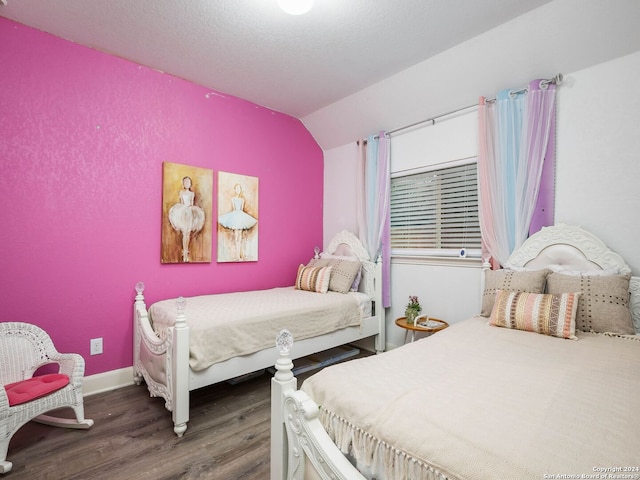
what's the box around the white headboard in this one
[324,230,376,298]
[505,223,640,333]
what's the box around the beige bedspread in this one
[302,317,640,480]
[150,287,364,371]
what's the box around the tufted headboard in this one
[505,223,640,334]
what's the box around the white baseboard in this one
[83,366,135,397]
[81,343,396,397]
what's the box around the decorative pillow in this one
[349,267,362,292]
[309,257,362,294]
[4,373,70,406]
[489,290,580,340]
[546,273,634,334]
[295,264,332,293]
[481,269,550,317]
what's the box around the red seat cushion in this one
[4,373,70,406]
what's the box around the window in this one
[390,158,481,257]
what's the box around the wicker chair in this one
[0,322,94,473]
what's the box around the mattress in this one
[150,286,369,371]
[302,317,640,480]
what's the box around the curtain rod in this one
[386,104,475,135]
[378,73,564,138]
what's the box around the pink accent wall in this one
[0,18,323,376]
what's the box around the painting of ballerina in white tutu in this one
[161,162,213,264]
[217,171,258,262]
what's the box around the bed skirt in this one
[321,409,450,480]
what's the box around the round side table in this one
[395,316,448,343]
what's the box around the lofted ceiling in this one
[0,0,554,119]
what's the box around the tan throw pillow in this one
[309,258,361,294]
[489,290,580,340]
[546,273,634,334]
[481,269,550,317]
[295,264,332,293]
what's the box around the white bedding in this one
[302,317,640,480]
[150,286,369,371]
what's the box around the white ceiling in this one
[0,0,553,119]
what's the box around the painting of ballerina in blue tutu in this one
[161,162,213,263]
[217,172,258,262]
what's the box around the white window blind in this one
[390,159,481,256]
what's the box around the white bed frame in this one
[132,230,385,437]
[271,223,640,480]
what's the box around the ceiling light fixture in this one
[278,0,313,15]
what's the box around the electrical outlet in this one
[90,337,103,355]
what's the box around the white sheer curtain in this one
[357,133,391,307]
[478,79,557,266]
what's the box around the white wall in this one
[323,142,359,249]
[390,108,477,171]
[305,0,640,151]
[323,49,640,351]
[324,110,484,349]
[386,110,481,348]
[555,51,640,273]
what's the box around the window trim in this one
[390,156,477,179]
[390,156,480,259]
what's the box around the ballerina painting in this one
[161,162,213,264]
[217,172,258,262]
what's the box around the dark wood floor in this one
[6,351,370,480]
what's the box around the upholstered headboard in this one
[505,223,640,334]
[324,230,376,299]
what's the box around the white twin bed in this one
[132,230,385,436]
[271,223,640,480]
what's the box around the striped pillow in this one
[295,264,332,293]
[489,290,581,340]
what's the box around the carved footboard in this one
[271,330,366,480]
[132,282,190,436]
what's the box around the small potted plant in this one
[405,295,422,325]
